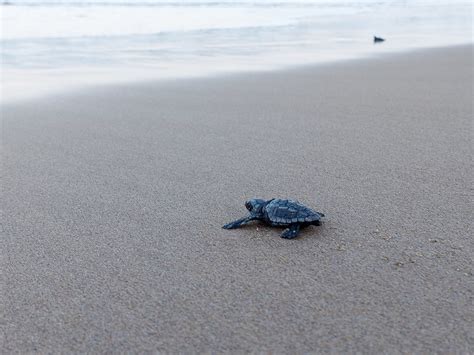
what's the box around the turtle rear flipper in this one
[281,224,300,239]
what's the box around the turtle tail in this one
[318,212,325,217]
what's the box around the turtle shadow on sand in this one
[223,198,324,239]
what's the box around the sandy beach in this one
[2,45,473,352]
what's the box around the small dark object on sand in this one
[374,36,385,43]
[223,198,324,239]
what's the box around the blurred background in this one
[1,0,472,101]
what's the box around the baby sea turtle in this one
[373,35,385,43]
[223,198,324,239]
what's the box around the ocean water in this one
[0,0,472,102]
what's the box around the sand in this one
[2,45,473,353]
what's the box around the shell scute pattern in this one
[265,199,320,225]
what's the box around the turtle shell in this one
[264,199,322,226]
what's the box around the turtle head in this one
[245,198,266,217]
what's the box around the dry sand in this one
[2,45,473,353]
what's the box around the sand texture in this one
[2,45,473,353]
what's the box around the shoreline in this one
[2,43,472,105]
[2,44,473,353]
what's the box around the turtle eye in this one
[245,202,252,211]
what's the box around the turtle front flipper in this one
[222,216,255,229]
[281,224,301,239]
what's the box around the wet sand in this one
[2,45,473,353]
